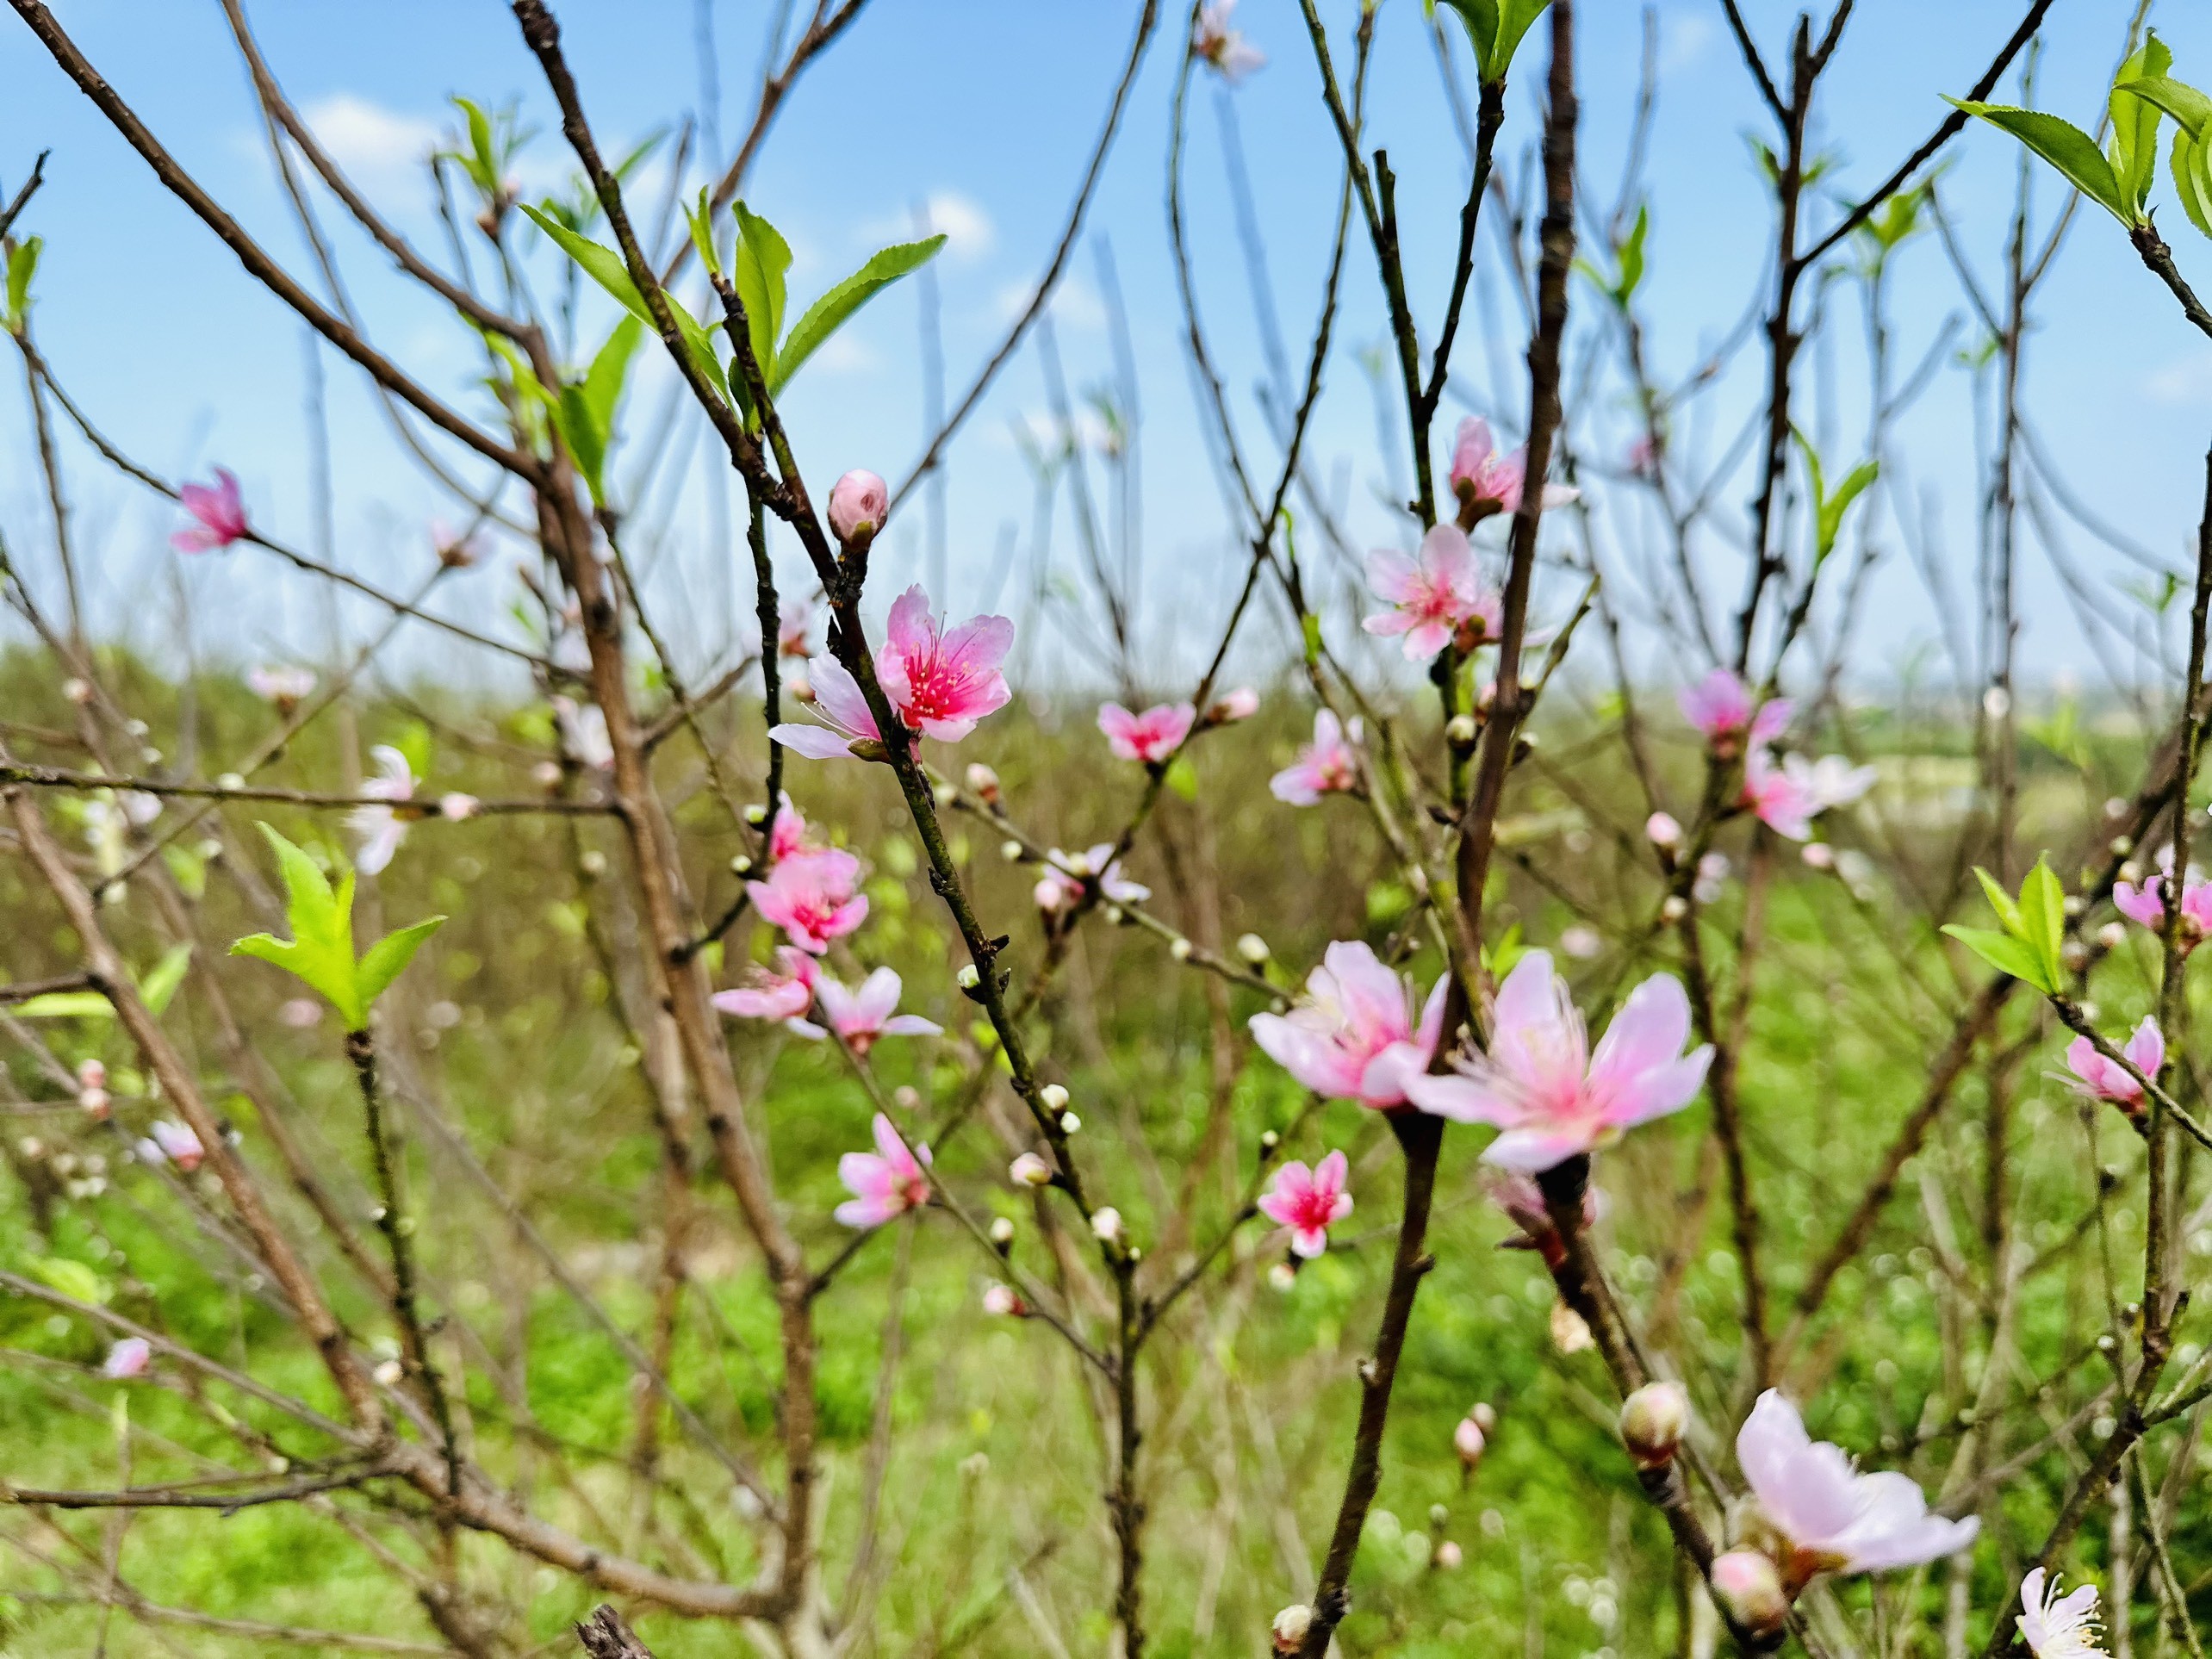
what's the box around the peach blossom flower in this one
[835,1112,931,1227]
[1362,525,1501,658]
[790,967,941,1055]
[712,946,821,1024]
[1249,941,1447,1109]
[1033,844,1149,913]
[2018,1568,2106,1658]
[1270,708,1361,805]
[2063,1016,2162,1112]
[138,1120,203,1172]
[1098,700,1196,765]
[102,1337,152,1379]
[1193,0,1265,80]
[1257,1149,1352,1258]
[349,746,415,875]
[1678,668,1791,750]
[748,846,868,954]
[171,469,248,552]
[1449,416,1577,521]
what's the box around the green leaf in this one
[683,187,722,278]
[1972,865,2024,936]
[356,916,447,1010]
[2177,124,2212,239]
[1950,101,2135,226]
[2118,73,2212,140]
[11,990,114,1019]
[774,234,945,393]
[2018,856,2066,988]
[4,234,41,329]
[730,200,791,381]
[1438,0,1551,82]
[1819,461,1879,562]
[1615,203,1648,303]
[140,944,193,1018]
[1164,754,1199,802]
[2110,34,2174,214]
[231,823,365,1027]
[519,204,727,399]
[1941,925,2051,991]
[32,1256,109,1307]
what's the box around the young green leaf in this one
[4,233,41,331]
[683,187,723,278]
[139,944,194,1018]
[2109,34,2173,214]
[1615,203,1648,303]
[1437,0,1552,83]
[1941,925,2052,992]
[356,916,448,1011]
[2118,74,2212,139]
[1792,431,1880,564]
[2177,125,2212,239]
[1948,101,2135,226]
[228,823,444,1030]
[774,234,946,393]
[1971,865,2024,936]
[2016,856,2067,989]
[730,200,792,379]
[10,989,115,1019]
[519,204,728,399]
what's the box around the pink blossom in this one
[246,665,316,707]
[430,519,482,568]
[1743,750,1875,841]
[1248,941,1448,1109]
[1625,432,1660,477]
[1192,0,1265,80]
[102,1337,152,1380]
[1270,708,1362,805]
[1736,1389,1979,1582]
[779,602,815,658]
[1257,1149,1353,1258]
[139,1120,204,1172]
[1487,1169,1602,1265]
[438,792,480,822]
[1709,1550,1790,1643]
[748,846,868,954]
[1212,686,1260,724]
[1034,844,1150,913]
[2063,1016,2163,1112]
[1645,811,1683,850]
[712,946,821,1024]
[171,469,248,553]
[1098,700,1196,765]
[553,695,614,770]
[790,967,941,1056]
[878,587,1014,742]
[834,1112,932,1228]
[2018,1568,2106,1658]
[2114,854,2212,946]
[1448,417,1578,522]
[768,797,810,861]
[827,469,889,544]
[1362,525,1501,659]
[349,745,415,875]
[1678,668,1792,750]
[1406,950,1711,1171]
[279,997,324,1028]
[771,656,883,759]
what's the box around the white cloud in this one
[811,332,883,376]
[2147,351,2212,405]
[863,190,995,264]
[302,94,441,197]
[1658,12,1714,77]
[991,274,1107,332]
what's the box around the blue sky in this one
[3,0,2211,696]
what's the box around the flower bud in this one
[1453,1414,1486,1472]
[1010,1153,1052,1187]
[1645,811,1683,849]
[1799,842,1834,870]
[1445,713,1479,749]
[373,1358,405,1388]
[63,676,92,705]
[1710,1550,1790,1644]
[439,792,481,822]
[1170,937,1194,961]
[982,1282,1027,1317]
[894,1084,921,1110]
[730,854,755,875]
[1550,1298,1594,1353]
[1001,839,1024,862]
[1469,1401,1496,1434]
[1059,1111,1083,1135]
[1090,1207,1125,1245]
[1432,1538,1463,1570]
[958,965,981,990]
[1267,1261,1297,1291]
[966,762,1002,804]
[2097,921,2128,951]
[932,781,956,807]
[989,1216,1016,1246]
[1659,895,1688,922]
[1040,1083,1070,1112]
[1259,1128,1280,1151]
[1213,686,1260,724]
[78,1059,106,1090]
[1271,1604,1313,1654]
[1619,1381,1689,1469]
[1236,932,1271,964]
[827,469,889,544]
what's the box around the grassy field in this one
[2,649,2203,1656]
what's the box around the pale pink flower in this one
[1645,811,1683,850]
[1488,1168,1602,1265]
[1270,708,1362,805]
[552,695,614,770]
[2017,1567,2106,1658]
[2114,852,2212,946]
[102,1337,152,1379]
[834,1112,932,1228]
[1257,1149,1353,1258]
[982,1283,1028,1317]
[712,946,821,1024]
[246,665,316,708]
[1248,941,1448,1109]
[1098,700,1196,765]
[138,1120,204,1172]
[1678,668,1792,750]
[279,997,324,1028]
[1406,950,1711,1171]
[1034,844,1149,914]
[1743,751,1874,841]
[1736,1389,1979,1581]
[877,587,1013,742]
[790,967,941,1056]
[349,745,415,875]
[778,602,814,658]
[1454,1414,1487,1469]
[748,846,868,954]
[1362,525,1501,659]
[1448,417,1578,521]
[438,792,480,821]
[2063,1016,2162,1112]
[1625,432,1660,476]
[1213,686,1260,724]
[827,469,889,544]
[771,656,883,759]
[1709,1550,1790,1643]
[171,469,248,552]
[1192,0,1265,80]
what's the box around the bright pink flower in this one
[748,846,868,954]
[1406,950,1711,1171]
[2064,1016,2162,1112]
[712,946,821,1024]
[791,967,941,1056]
[1736,1389,1979,1581]
[770,656,882,759]
[1679,668,1792,749]
[139,1120,204,1172]
[102,1337,152,1380]
[1098,700,1196,765]
[171,469,248,553]
[1192,0,1265,80]
[1034,844,1149,914]
[1448,417,1578,521]
[827,469,889,544]
[348,745,416,875]
[2018,1568,2106,1658]
[1257,1149,1353,1258]
[1362,525,1501,659]
[879,587,1014,741]
[767,797,810,861]
[1248,941,1448,1109]
[2114,854,2212,946]
[1270,709,1361,805]
[834,1112,932,1228]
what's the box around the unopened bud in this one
[1619,1381,1689,1469]
[932,781,957,807]
[1660,895,1689,922]
[580,849,607,877]
[1060,1111,1082,1134]
[744,803,769,826]
[982,1282,1025,1317]
[989,1216,1016,1246]
[1445,713,1478,748]
[1710,1550,1790,1644]
[1001,839,1024,862]
[1213,687,1260,724]
[1267,1261,1297,1291]
[1090,1207,1125,1245]
[1170,937,1194,961]
[1470,1401,1496,1434]
[63,676,92,705]
[2097,921,2128,951]
[1550,1299,1594,1353]
[730,854,755,875]
[1799,842,1834,870]
[1010,1153,1053,1187]
[372,1358,405,1388]
[1271,1604,1313,1654]
[1454,1414,1487,1471]
[1237,933,1271,964]
[1645,811,1683,850]
[217,772,245,792]
[1040,1083,1070,1112]
[1432,1538,1463,1570]
[827,468,889,545]
[958,965,981,990]
[966,762,1002,804]
[1259,1128,1280,1151]
[894,1085,920,1109]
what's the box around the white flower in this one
[349,745,415,874]
[2018,1568,2106,1658]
